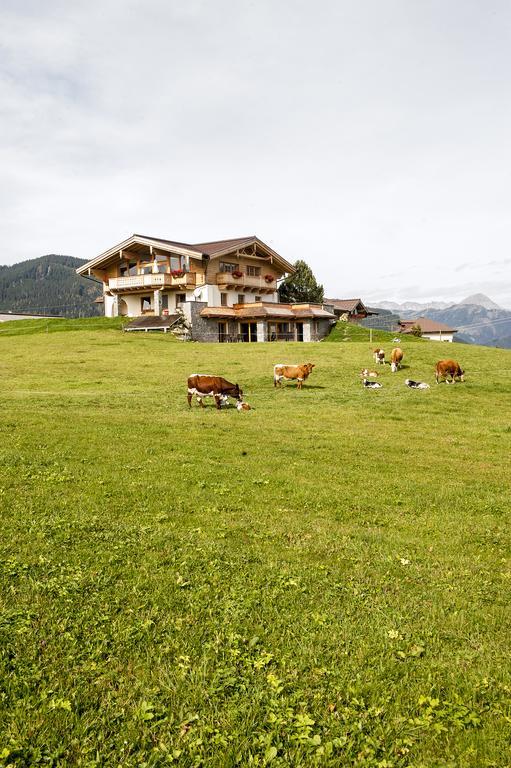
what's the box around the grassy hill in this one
[0,254,101,317]
[0,323,510,767]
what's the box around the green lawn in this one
[0,321,510,767]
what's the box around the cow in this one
[390,347,404,372]
[273,363,315,390]
[373,348,385,365]
[435,360,464,384]
[187,374,243,409]
[360,368,379,378]
[363,378,382,389]
[405,379,430,389]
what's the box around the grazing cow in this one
[274,363,315,389]
[373,348,385,365]
[360,368,379,378]
[363,378,382,389]
[435,359,464,384]
[187,374,243,409]
[390,347,404,372]
[405,379,430,389]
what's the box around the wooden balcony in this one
[216,272,277,294]
[109,272,196,291]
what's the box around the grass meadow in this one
[0,319,510,767]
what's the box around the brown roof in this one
[124,314,180,331]
[325,298,376,314]
[192,237,257,255]
[400,317,457,334]
[200,302,335,321]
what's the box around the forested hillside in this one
[0,255,101,317]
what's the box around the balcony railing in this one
[216,272,277,292]
[109,272,196,291]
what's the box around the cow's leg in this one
[297,378,303,390]
[197,396,205,407]
[214,395,222,410]
[187,391,193,407]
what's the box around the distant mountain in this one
[405,304,511,349]
[458,293,501,310]
[375,295,511,349]
[376,300,453,312]
[0,255,101,317]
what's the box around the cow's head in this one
[233,383,243,400]
[458,367,465,381]
[306,363,315,373]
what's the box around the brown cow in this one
[390,347,404,372]
[187,374,243,409]
[435,360,464,384]
[274,363,315,390]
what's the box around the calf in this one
[373,348,385,365]
[187,374,243,409]
[363,378,382,389]
[435,360,464,384]
[405,379,430,389]
[274,363,315,390]
[390,347,404,372]
[360,368,379,378]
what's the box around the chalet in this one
[325,298,376,322]
[76,234,336,342]
[398,317,457,342]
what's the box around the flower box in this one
[171,269,185,278]
[232,270,243,278]
[264,274,274,283]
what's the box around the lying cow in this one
[187,374,243,409]
[390,347,404,372]
[405,379,430,389]
[435,359,464,384]
[274,363,315,390]
[363,378,382,389]
[360,368,379,378]
[373,348,385,365]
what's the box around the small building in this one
[399,317,457,342]
[324,298,376,322]
[77,233,336,342]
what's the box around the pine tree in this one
[278,260,324,303]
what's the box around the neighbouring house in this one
[324,298,376,322]
[76,233,336,342]
[398,317,457,342]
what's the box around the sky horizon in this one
[1,0,510,308]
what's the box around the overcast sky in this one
[1,0,510,307]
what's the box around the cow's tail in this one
[273,365,280,387]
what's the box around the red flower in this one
[264,274,274,282]
[171,269,185,278]
[232,270,243,278]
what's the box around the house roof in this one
[399,317,457,334]
[123,314,180,331]
[77,234,294,276]
[199,302,336,321]
[325,298,376,314]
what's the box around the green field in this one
[1,320,510,767]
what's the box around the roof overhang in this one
[76,235,202,276]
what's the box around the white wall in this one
[422,332,454,342]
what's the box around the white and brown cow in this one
[273,363,315,390]
[390,347,404,372]
[435,360,464,384]
[187,374,243,409]
[373,348,385,365]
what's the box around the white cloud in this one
[1,0,510,308]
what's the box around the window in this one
[255,296,261,303]
[128,261,138,276]
[246,265,260,276]
[220,262,239,273]
[161,294,169,310]
[140,263,152,275]
[141,295,152,312]
[170,255,183,271]
[237,294,245,304]
[119,265,128,277]
[220,293,228,306]
[176,294,186,304]
[155,254,169,273]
